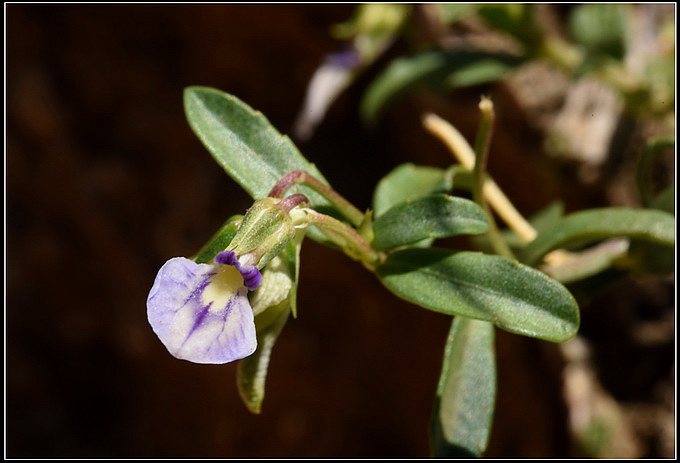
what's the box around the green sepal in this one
[237,304,290,414]
[227,198,296,270]
[237,237,301,414]
[372,195,488,251]
[522,207,675,266]
[376,248,580,342]
[430,317,496,457]
[192,214,243,264]
[287,232,304,318]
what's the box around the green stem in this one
[275,194,309,212]
[472,98,514,259]
[472,98,492,207]
[269,170,365,227]
[422,113,537,243]
[300,208,385,270]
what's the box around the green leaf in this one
[430,317,496,457]
[237,304,290,414]
[540,238,631,284]
[184,86,335,242]
[445,59,517,88]
[376,248,579,342]
[372,195,488,251]
[435,4,479,25]
[627,239,675,276]
[510,200,565,249]
[192,214,243,264]
[477,4,540,50]
[360,50,523,125]
[184,86,329,203]
[331,4,409,61]
[523,207,675,266]
[371,165,473,249]
[373,164,451,217]
[528,200,565,235]
[636,136,674,207]
[650,185,674,214]
[372,163,475,217]
[475,200,565,253]
[361,51,445,125]
[568,4,629,60]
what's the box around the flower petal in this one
[147,257,257,364]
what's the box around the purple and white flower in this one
[147,250,262,364]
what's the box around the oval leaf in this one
[184,86,331,204]
[568,4,628,59]
[540,238,630,284]
[360,50,523,125]
[184,86,333,242]
[372,163,473,217]
[372,195,488,251]
[373,163,451,217]
[431,317,496,457]
[377,248,580,342]
[477,200,564,253]
[523,207,675,265]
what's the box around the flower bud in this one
[226,197,298,270]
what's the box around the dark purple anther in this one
[215,250,262,291]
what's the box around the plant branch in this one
[299,208,385,270]
[423,112,538,243]
[471,97,514,259]
[269,170,365,227]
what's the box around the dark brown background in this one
[7,4,674,458]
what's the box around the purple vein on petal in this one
[182,291,235,351]
[147,256,258,364]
